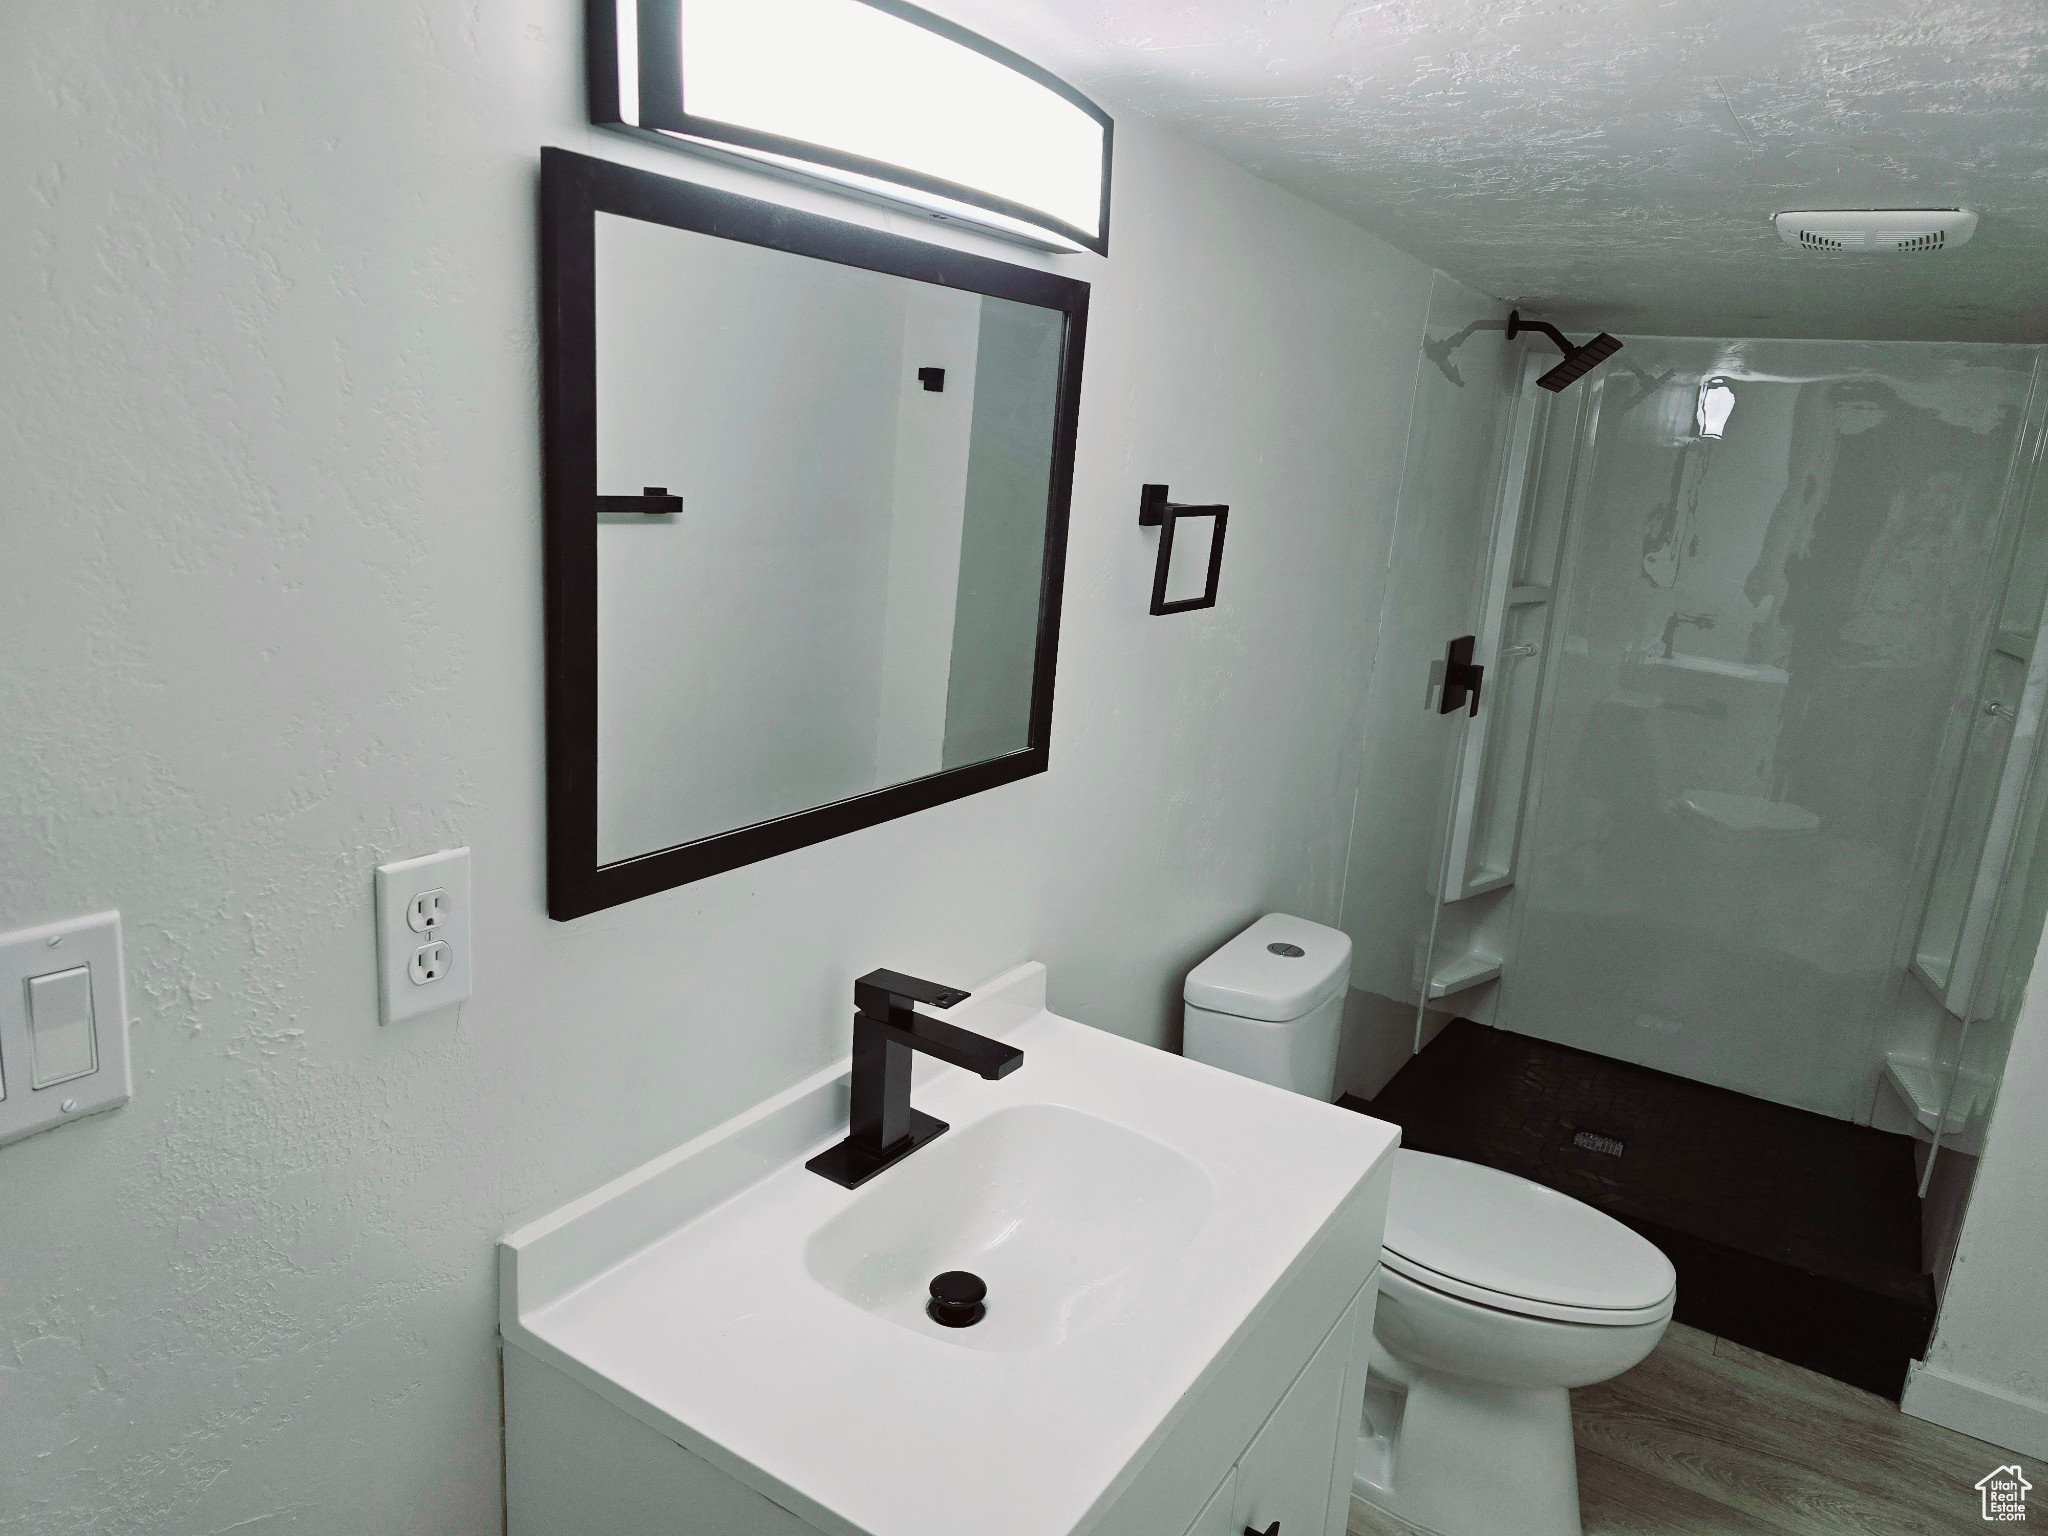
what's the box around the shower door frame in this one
[1411,355,1605,1048]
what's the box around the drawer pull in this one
[1244,1525,1280,1536]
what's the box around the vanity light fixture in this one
[588,0,1113,254]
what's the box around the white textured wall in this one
[0,2,1434,1530]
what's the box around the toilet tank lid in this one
[1184,914,1351,1022]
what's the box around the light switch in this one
[0,911,131,1148]
[29,965,97,1087]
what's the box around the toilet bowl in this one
[1356,1151,1675,1536]
[1180,919,1675,1536]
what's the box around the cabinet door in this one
[1231,1307,1353,1536]
[1184,1469,1239,1536]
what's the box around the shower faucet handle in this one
[1439,634,1484,716]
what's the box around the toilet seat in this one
[1382,1151,1675,1326]
[1381,1247,1674,1327]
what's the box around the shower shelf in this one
[1456,869,1514,900]
[1425,952,1504,1000]
[1882,1051,1991,1138]
[1908,951,1953,1003]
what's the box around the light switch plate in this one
[0,910,132,1148]
[375,848,472,1025]
[28,966,98,1086]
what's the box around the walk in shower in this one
[1508,341,2041,1124]
[1344,314,2048,1394]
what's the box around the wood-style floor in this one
[1348,1323,2020,1535]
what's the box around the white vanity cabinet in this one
[1228,1287,1366,1536]
[1074,1262,1376,1536]
[498,965,1397,1536]
[506,1273,1376,1536]
[1169,1280,1373,1536]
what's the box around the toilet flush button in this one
[28,966,98,1087]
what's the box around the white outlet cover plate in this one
[0,910,132,1148]
[375,848,472,1026]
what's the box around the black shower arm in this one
[1506,310,1578,356]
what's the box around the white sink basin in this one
[806,1102,1213,1352]
[500,963,1397,1536]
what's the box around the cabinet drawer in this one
[1231,1299,1353,1536]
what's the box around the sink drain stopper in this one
[927,1270,987,1328]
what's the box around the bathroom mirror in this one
[540,149,1088,918]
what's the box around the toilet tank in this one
[1182,914,1352,1100]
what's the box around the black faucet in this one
[805,969,1024,1189]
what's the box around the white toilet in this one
[1361,1151,1674,1536]
[1183,915,1676,1536]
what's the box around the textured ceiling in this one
[940,0,2048,342]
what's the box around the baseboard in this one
[1902,1359,2048,1459]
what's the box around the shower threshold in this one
[1345,1020,1934,1400]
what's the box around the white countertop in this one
[500,963,1398,1536]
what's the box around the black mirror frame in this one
[539,147,1089,919]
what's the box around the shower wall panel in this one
[1503,340,2039,1120]
[1341,275,1519,1011]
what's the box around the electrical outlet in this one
[409,940,451,984]
[407,889,449,933]
[375,848,471,1025]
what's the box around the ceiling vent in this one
[1774,208,1978,253]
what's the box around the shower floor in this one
[1345,1019,1935,1399]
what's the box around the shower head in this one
[1506,310,1622,392]
[1535,332,1622,392]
